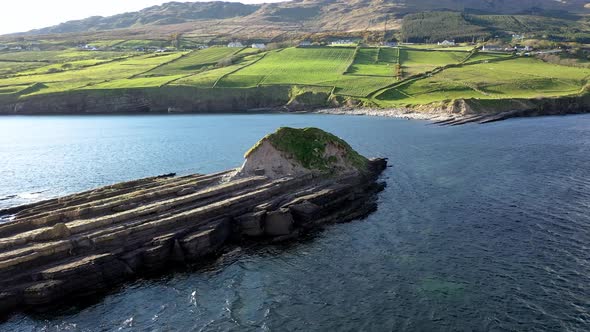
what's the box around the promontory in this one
[0,127,387,317]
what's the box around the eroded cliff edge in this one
[0,127,387,317]
[1,86,590,125]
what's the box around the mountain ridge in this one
[10,0,590,37]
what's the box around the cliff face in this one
[0,86,303,115]
[1,85,590,124]
[402,89,590,125]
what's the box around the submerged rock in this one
[0,127,387,317]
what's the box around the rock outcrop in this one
[0,127,387,317]
[235,127,370,179]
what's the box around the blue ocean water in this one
[1,114,589,331]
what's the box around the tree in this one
[169,33,182,49]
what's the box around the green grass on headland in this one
[246,127,368,172]
[141,47,242,77]
[0,45,588,109]
[348,48,398,77]
[400,49,467,77]
[376,57,590,106]
[218,47,356,87]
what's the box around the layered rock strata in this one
[0,127,387,317]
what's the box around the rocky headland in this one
[315,93,590,125]
[0,127,387,317]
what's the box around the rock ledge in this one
[0,127,387,317]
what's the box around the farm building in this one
[482,45,505,52]
[512,34,525,41]
[383,41,397,47]
[331,39,355,46]
[437,40,456,46]
[227,42,244,48]
[299,41,312,47]
[252,43,266,49]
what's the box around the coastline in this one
[312,107,453,121]
[0,85,589,125]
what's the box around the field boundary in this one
[129,52,190,79]
[213,52,268,88]
[1,53,144,80]
[342,46,360,74]
[368,53,518,100]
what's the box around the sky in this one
[0,0,277,35]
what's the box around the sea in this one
[0,114,589,331]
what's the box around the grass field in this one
[172,53,265,88]
[401,44,475,52]
[348,48,397,77]
[218,47,356,87]
[0,46,588,107]
[142,47,243,77]
[88,75,185,89]
[0,50,137,63]
[217,47,397,97]
[400,49,468,76]
[0,53,184,96]
[376,57,590,106]
[0,62,47,76]
[464,52,513,64]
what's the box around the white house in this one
[251,43,266,49]
[299,41,312,47]
[331,39,354,46]
[383,41,397,47]
[437,40,456,46]
[482,45,505,52]
[227,42,244,48]
[512,34,525,40]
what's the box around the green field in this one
[402,44,475,52]
[464,52,513,64]
[142,47,243,77]
[349,48,398,77]
[216,47,395,97]
[376,57,590,106]
[0,53,184,95]
[0,62,47,76]
[218,47,356,87]
[400,49,468,76]
[0,50,137,63]
[172,53,265,88]
[0,46,588,107]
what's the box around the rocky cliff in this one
[1,85,588,124]
[0,86,301,115]
[419,92,590,125]
[0,128,387,317]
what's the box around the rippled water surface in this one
[1,114,589,331]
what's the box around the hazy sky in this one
[0,0,279,35]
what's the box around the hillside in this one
[0,1,590,121]
[26,2,260,35]
[0,43,589,120]
[3,0,590,43]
